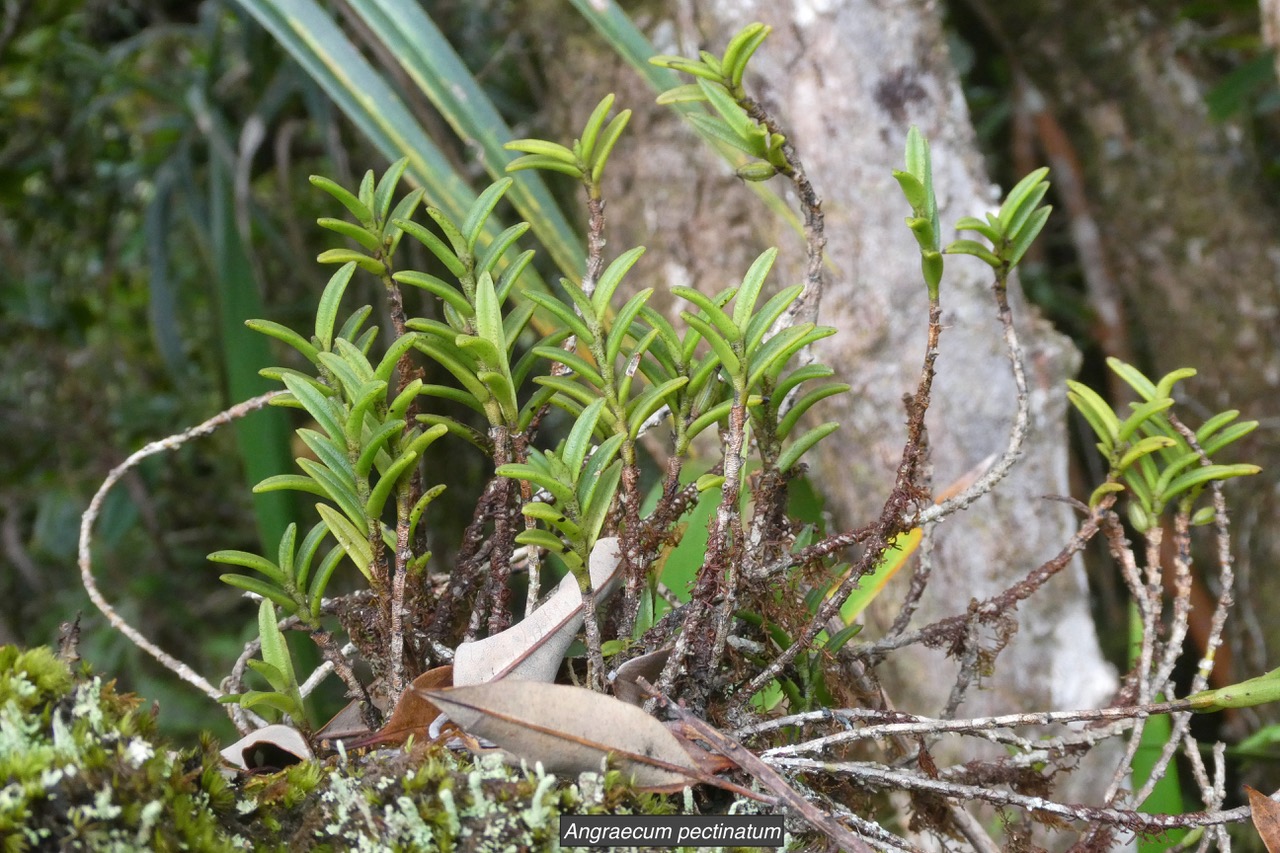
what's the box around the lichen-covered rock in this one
[0,644,236,850]
[0,645,710,852]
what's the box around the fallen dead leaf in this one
[611,647,672,705]
[1248,786,1280,853]
[220,723,312,773]
[453,537,622,685]
[341,665,454,750]
[422,679,700,791]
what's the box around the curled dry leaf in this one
[453,537,622,685]
[340,665,454,750]
[422,680,700,791]
[220,723,312,773]
[1248,786,1280,853]
[611,647,672,706]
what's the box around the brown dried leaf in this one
[1248,786,1280,853]
[314,699,374,744]
[453,538,622,685]
[422,680,699,790]
[220,723,312,773]
[343,665,453,750]
[611,647,672,705]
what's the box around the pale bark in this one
[530,0,1114,733]
[987,0,1280,687]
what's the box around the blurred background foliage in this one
[2,0,1279,741]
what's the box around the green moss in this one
[0,645,234,851]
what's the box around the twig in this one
[766,757,1255,832]
[640,678,876,852]
[78,391,283,707]
[916,278,1028,527]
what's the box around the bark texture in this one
[987,0,1280,686]
[527,0,1115,725]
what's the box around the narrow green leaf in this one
[317,248,386,275]
[589,110,632,185]
[310,174,373,226]
[564,398,609,475]
[592,246,647,316]
[733,247,778,330]
[245,319,320,365]
[315,504,374,582]
[253,474,329,500]
[463,178,514,254]
[208,549,288,585]
[1006,205,1052,267]
[219,575,298,614]
[394,271,475,317]
[373,156,411,221]
[315,262,358,351]
[778,422,841,471]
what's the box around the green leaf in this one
[892,170,927,212]
[373,157,411,221]
[316,248,386,275]
[505,154,584,178]
[733,247,778,330]
[649,55,724,82]
[1201,421,1258,457]
[318,217,382,253]
[1006,206,1052,267]
[1106,357,1160,400]
[496,463,577,507]
[681,313,742,379]
[579,94,616,167]
[208,549,288,585]
[282,374,343,443]
[1089,482,1126,508]
[1117,436,1178,471]
[944,239,1001,268]
[673,286,742,343]
[258,599,299,692]
[655,84,708,105]
[366,450,418,519]
[463,178,514,253]
[478,223,532,277]
[1117,398,1175,444]
[1067,380,1120,452]
[396,218,468,279]
[502,137,580,164]
[997,167,1050,231]
[524,291,593,343]
[394,271,475,317]
[245,319,320,365]
[777,422,840,471]
[253,474,329,500]
[315,504,374,582]
[521,501,584,541]
[315,262,358,351]
[297,428,355,481]
[628,377,689,439]
[563,398,609,475]
[310,174,374,226]
[1163,463,1262,501]
[592,246,647,316]
[777,384,849,439]
[218,575,298,614]
[589,110,632,185]
[722,23,771,90]
[743,284,804,351]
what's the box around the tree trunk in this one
[985,0,1280,691]
[529,0,1116,727]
